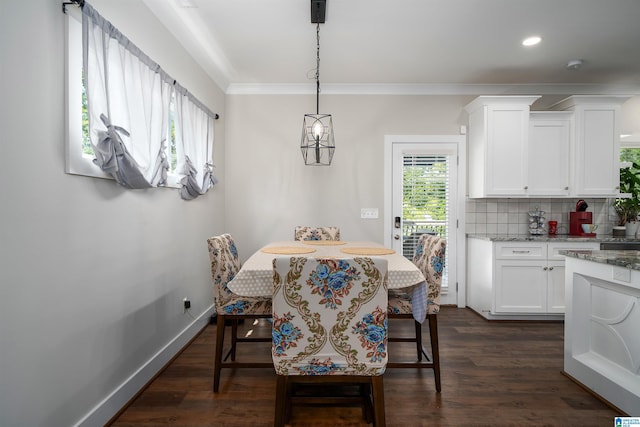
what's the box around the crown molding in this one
[225,82,640,96]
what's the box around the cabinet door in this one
[494,260,546,313]
[486,106,528,196]
[547,261,565,313]
[547,242,600,260]
[574,106,620,196]
[528,115,570,196]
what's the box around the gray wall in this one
[0,1,226,426]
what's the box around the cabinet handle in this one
[524,186,528,190]
[513,250,530,254]
[564,187,569,190]
[549,266,554,271]
[543,266,548,271]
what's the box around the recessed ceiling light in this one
[522,36,541,47]
[566,59,583,70]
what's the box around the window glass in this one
[620,147,640,165]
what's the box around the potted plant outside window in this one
[614,163,640,237]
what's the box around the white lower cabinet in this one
[467,238,600,318]
[495,259,547,313]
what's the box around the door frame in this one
[383,135,467,308]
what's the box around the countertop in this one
[466,233,640,243]
[560,249,640,271]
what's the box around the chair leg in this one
[414,320,423,361]
[371,376,386,427]
[274,376,287,427]
[213,314,226,392]
[284,378,294,423]
[230,319,239,361]
[428,314,441,392]
[360,383,373,423]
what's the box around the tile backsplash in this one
[465,198,617,236]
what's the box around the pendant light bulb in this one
[312,120,325,140]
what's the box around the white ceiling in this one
[142,0,640,100]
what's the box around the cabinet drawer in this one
[495,243,545,260]
[547,242,600,261]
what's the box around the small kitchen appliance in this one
[569,199,594,236]
[528,208,546,235]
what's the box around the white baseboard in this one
[74,305,215,427]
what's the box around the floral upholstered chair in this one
[294,226,341,241]
[272,256,388,427]
[387,233,446,392]
[207,234,272,392]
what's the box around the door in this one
[384,136,465,307]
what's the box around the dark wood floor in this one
[110,307,619,426]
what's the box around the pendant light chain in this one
[315,22,321,114]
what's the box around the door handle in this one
[394,234,400,240]
[394,216,401,229]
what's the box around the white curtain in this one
[174,84,218,200]
[82,2,172,189]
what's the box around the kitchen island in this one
[562,249,640,416]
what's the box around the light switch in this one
[360,208,379,219]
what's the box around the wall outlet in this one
[183,298,191,310]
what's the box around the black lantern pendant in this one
[301,0,335,166]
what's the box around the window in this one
[401,154,450,258]
[620,138,640,165]
[65,9,182,187]
[65,7,110,180]
[65,4,217,197]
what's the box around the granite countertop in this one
[560,249,640,270]
[466,233,640,243]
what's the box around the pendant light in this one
[300,0,335,166]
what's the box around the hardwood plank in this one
[110,307,619,426]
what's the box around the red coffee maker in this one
[569,200,593,236]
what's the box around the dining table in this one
[227,240,428,323]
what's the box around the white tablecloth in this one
[227,241,428,323]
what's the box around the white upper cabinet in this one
[466,95,631,198]
[465,96,540,198]
[550,95,630,197]
[527,112,571,196]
